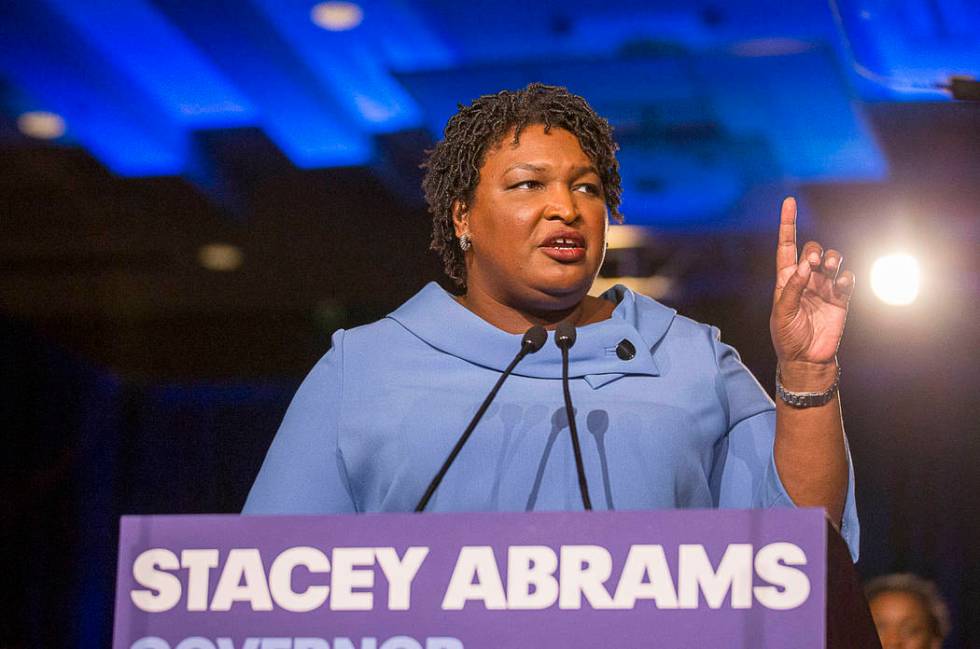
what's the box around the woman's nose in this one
[543,187,578,223]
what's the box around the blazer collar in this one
[387,283,676,389]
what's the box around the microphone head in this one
[555,321,577,350]
[521,325,548,353]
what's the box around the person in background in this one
[866,573,951,649]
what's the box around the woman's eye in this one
[575,183,601,195]
[510,180,541,189]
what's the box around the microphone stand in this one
[555,321,592,510]
[415,325,547,512]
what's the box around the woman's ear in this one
[452,200,468,237]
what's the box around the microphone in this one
[555,321,593,511]
[415,325,547,512]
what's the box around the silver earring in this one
[459,233,472,251]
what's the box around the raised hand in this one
[770,197,855,368]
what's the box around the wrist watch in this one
[775,364,841,408]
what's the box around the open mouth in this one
[539,233,587,262]
[540,234,585,250]
[544,237,583,249]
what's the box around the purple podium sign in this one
[113,509,827,649]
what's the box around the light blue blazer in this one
[244,282,859,559]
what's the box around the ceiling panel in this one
[0,0,974,228]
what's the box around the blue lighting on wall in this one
[44,0,256,128]
[0,1,191,175]
[397,47,887,225]
[0,0,974,227]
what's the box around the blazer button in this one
[616,339,636,361]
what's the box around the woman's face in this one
[455,124,609,311]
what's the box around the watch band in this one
[775,364,841,408]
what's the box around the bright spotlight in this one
[311,2,363,31]
[870,254,920,306]
[17,111,66,140]
[198,243,243,272]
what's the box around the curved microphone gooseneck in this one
[555,321,592,511]
[415,325,548,512]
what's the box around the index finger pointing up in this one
[777,196,798,272]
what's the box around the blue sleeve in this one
[243,330,358,514]
[706,326,860,561]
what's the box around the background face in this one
[1,1,977,647]
[460,125,608,311]
[870,592,940,649]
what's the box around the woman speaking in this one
[244,83,858,558]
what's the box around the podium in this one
[112,509,879,649]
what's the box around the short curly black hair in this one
[421,83,623,287]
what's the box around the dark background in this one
[1,1,978,646]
